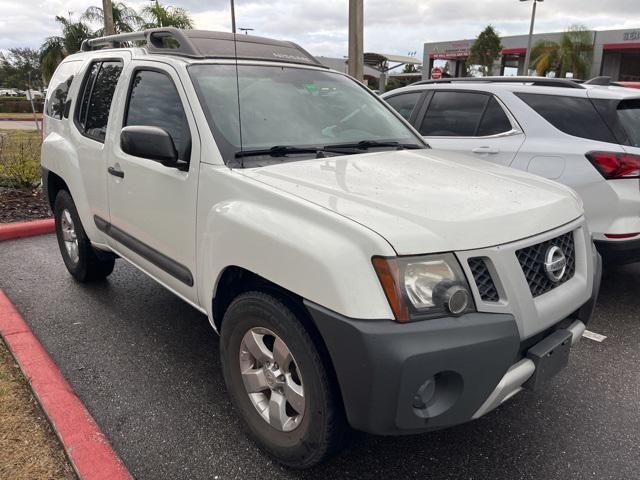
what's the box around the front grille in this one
[516,231,575,297]
[468,257,499,302]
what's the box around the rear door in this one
[103,62,201,304]
[414,89,525,166]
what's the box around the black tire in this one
[54,190,115,282]
[220,291,345,469]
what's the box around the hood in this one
[241,150,583,254]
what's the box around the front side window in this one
[124,70,191,161]
[419,91,491,137]
[516,93,617,143]
[189,64,424,166]
[76,60,123,142]
[385,92,422,120]
[45,61,82,119]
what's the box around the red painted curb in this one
[0,290,132,480]
[0,218,54,241]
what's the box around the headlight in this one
[372,253,475,322]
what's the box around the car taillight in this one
[586,151,640,179]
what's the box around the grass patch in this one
[0,129,41,188]
[0,113,43,120]
[0,339,76,480]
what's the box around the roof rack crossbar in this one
[412,76,585,89]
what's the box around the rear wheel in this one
[54,190,115,282]
[220,291,345,468]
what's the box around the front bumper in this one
[305,250,601,435]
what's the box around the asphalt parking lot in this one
[1,234,639,480]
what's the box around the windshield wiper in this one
[235,145,320,158]
[323,140,423,150]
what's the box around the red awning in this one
[603,43,640,51]
[502,48,527,55]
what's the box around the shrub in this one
[0,99,45,114]
[0,130,41,188]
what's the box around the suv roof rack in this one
[412,76,585,89]
[81,27,326,68]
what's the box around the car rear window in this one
[516,93,618,143]
[616,99,640,148]
[45,61,82,119]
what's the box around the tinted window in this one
[385,92,421,120]
[45,61,82,119]
[420,91,489,136]
[125,70,191,161]
[516,93,617,143]
[76,61,123,142]
[616,99,640,147]
[477,97,512,136]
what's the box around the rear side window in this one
[516,93,617,143]
[45,61,82,119]
[420,91,489,136]
[385,92,421,120]
[124,70,191,161]
[76,60,123,142]
[477,97,513,136]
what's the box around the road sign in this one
[431,67,443,80]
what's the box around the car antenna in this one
[231,1,244,168]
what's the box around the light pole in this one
[230,0,236,34]
[521,0,543,75]
[102,0,115,35]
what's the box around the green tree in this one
[0,49,43,90]
[40,16,94,82]
[82,2,143,35]
[141,1,194,29]
[530,25,593,78]
[468,25,502,76]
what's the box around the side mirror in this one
[120,125,178,167]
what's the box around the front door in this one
[104,62,200,304]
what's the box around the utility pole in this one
[230,0,237,34]
[348,0,363,81]
[521,0,542,75]
[102,0,115,35]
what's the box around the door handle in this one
[472,146,500,154]
[107,166,125,178]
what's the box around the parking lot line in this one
[582,329,607,342]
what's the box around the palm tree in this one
[141,1,194,29]
[530,25,593,78]
[40,16,94,82]
[82,2,143,35]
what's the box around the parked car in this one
[42,30,600,468]
[382,77,640,264]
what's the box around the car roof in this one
[72,27,327,70]
[383,80,640,100]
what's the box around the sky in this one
[0,0,639,59]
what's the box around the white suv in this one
[383,77,640,264]
[42,30,600,468]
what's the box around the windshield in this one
[188,64,424,166]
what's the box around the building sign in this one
[623,31,640,41]
[430,41,472,60]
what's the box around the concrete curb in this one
[0,290,132,480]
[0,218,54,241]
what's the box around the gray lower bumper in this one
[472,319,586,420]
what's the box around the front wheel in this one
[54,190,115,282]
[220,292,345,468]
